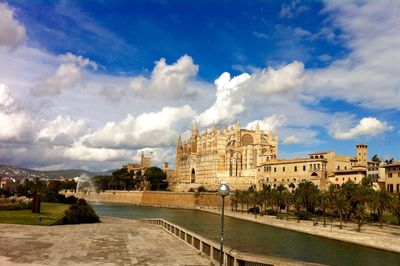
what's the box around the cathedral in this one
[170,122,278,190]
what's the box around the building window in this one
[282,179,284,182]
[274,167,276,172]
[337,166,340,170]
[294,166,297,172]
[388,173,393,178]
[387,184,393,192]
[397,184,400,193]
[354,177,357,181]
[303,165,306,171]
[345,166,347,170]
[283,167,285,172]
[335,178,338,181]
[274,179,277,182]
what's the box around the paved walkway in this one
[202,208,400,254]
[0,217,214,266]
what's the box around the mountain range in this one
[0,165,115,180]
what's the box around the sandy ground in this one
[201,208,400,254]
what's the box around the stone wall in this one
[70,191,231,209]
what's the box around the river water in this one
[91,202,400,266]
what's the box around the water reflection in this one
[91,202,400,266]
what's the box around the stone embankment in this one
[69,190,229,209]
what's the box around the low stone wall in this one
[70,190,231,209]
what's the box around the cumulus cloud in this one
[60,52,98,69]
[63,145,133,162]
[0,3,26,49]
[245,114,287,131]
[31,53,97,96]
[332,117,392,140]
[0,83,14,109]
[129,55,199,98]
[196,72,251,127]
[305,1,400,109]
[37,115,91,146]
[283,136,300,145]
[100,86,125,103]
[85,105,196,149]
[0,84,33,142]
[248,61,305,96]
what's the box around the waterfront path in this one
[202,208,400,254]
[0,217,214,266]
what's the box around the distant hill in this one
[0,165,117,180]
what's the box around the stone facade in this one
[169,123,393,192]
[383,162,400,193]
[172,122,278,190]
[124,152,151,173]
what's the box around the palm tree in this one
[230,190,240,212]
[318,191,330,227]
[370,189,392,227]
[282,190,293,221]
[297,180,319,213]
[390,195,400,225]
[333,189,351,229]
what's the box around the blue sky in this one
[0,0,399,171]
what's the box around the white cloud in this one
[31,63,82,96]
[60,52,98,69]
[0,84,33,142]
[64,145,133,162]
[332,117,392,140]
[129,55,199,98]
[85,105,196,149]
[100,86,125,103]
[283,136,300,145]
[31,53,97,96]
[38,115,90,146]
[0,83,14,109]
[305,1,400,109]
[248,61,305,96]
[0,3,26,49]
[196,72,251,127]
[245,114,287,131]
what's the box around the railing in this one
[139,218,321,266]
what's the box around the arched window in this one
[241,134,253,146]
[191,169,196,183]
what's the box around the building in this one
[169,122,395,192]
[258,150,360,191]
[171,122,278,190]
[0,176,17,192]
[124,152,152,174]
[383,162,400,193]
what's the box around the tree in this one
[297,181,319,213]
[370,189,393,227]
[371,154,381,163]
[144,167,168,191]
[334,191,351,229]
[318,191,330,227]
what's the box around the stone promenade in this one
[0,217,214,266]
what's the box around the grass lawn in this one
[0,202,69,225]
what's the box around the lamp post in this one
[218,183,230,266]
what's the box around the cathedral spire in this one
[177,133,182,147]
[192,120,198,133]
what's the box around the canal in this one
[91,202,400,266]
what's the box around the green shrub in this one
[0,196,32,210]
[197,186,207,192]
[266,209,277,215]
[295,210,312,220]
[63,199,100,224]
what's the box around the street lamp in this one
[218,183,230,266]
